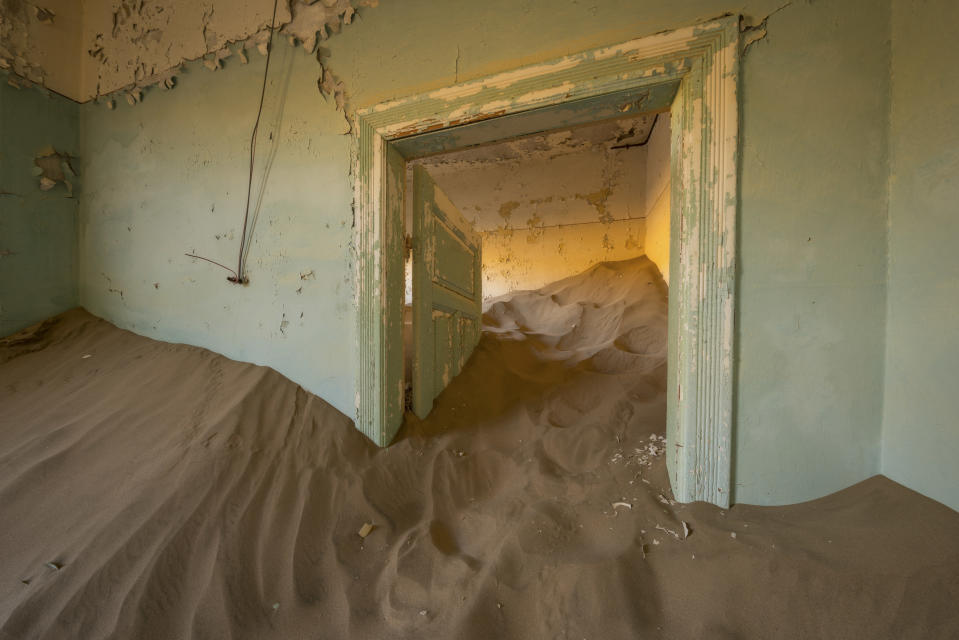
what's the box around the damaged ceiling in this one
[416,113,659,231]
[0,0,376,106]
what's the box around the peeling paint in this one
[33,145,78,196]
[740,2,793,56]
[0,0,47,85]
[1,0,376,106]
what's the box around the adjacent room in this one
[1,1,957,638]
[402,113,671,420]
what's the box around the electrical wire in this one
[185,0,279,285]
[235,0,281,284]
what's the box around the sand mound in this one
[2,257,958,639]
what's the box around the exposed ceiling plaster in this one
[416,114,659,231]
[0,0,376,106]
[418,114,657,170]
[0,0,52,86]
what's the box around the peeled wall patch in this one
[740,2,794,57]
[582,188,613,223]
[33,146,78,197]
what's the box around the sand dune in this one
[1,256,958,639]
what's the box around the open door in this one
[411,166,482,419]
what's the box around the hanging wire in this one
[186,0,280,285]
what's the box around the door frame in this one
[352,16,741,507]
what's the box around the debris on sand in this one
[358,523,374,538]
[657,493,676,506]
[655,524,680,540]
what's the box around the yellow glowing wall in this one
[643,115,671,284]
[644,186,669,284]
[482,218,646,302]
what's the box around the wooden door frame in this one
[352,16,741,507]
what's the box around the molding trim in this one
[353,17,740,507]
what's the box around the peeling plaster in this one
[33,145,78,196]
[417,115,657,233]
[81,0,374,109]
[740,2,793,56]
[0,0,375,106]
[0,0,47,86]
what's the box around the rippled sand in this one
[1,257,957,639]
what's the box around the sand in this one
[1,256,958,639]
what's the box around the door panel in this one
[412,166,482,419]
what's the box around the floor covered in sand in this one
[1,257,958,639]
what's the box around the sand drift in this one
[1,257,957,639]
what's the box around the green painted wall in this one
[327,0,890,503]
[732,0,890,504]
[0,79,78,336]
[881,0,959,511]
[78,42,356,416]
[76,0,898,506]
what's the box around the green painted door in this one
[411,165,482,419]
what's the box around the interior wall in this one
[643,114,670,284]
[481,218,647,301]
[44,0,896,506]
[732,0,890,504]
[881,0,959,511]
[0,80,79,336]
[77,41,356,417]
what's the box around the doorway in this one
[353,17,741,507]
